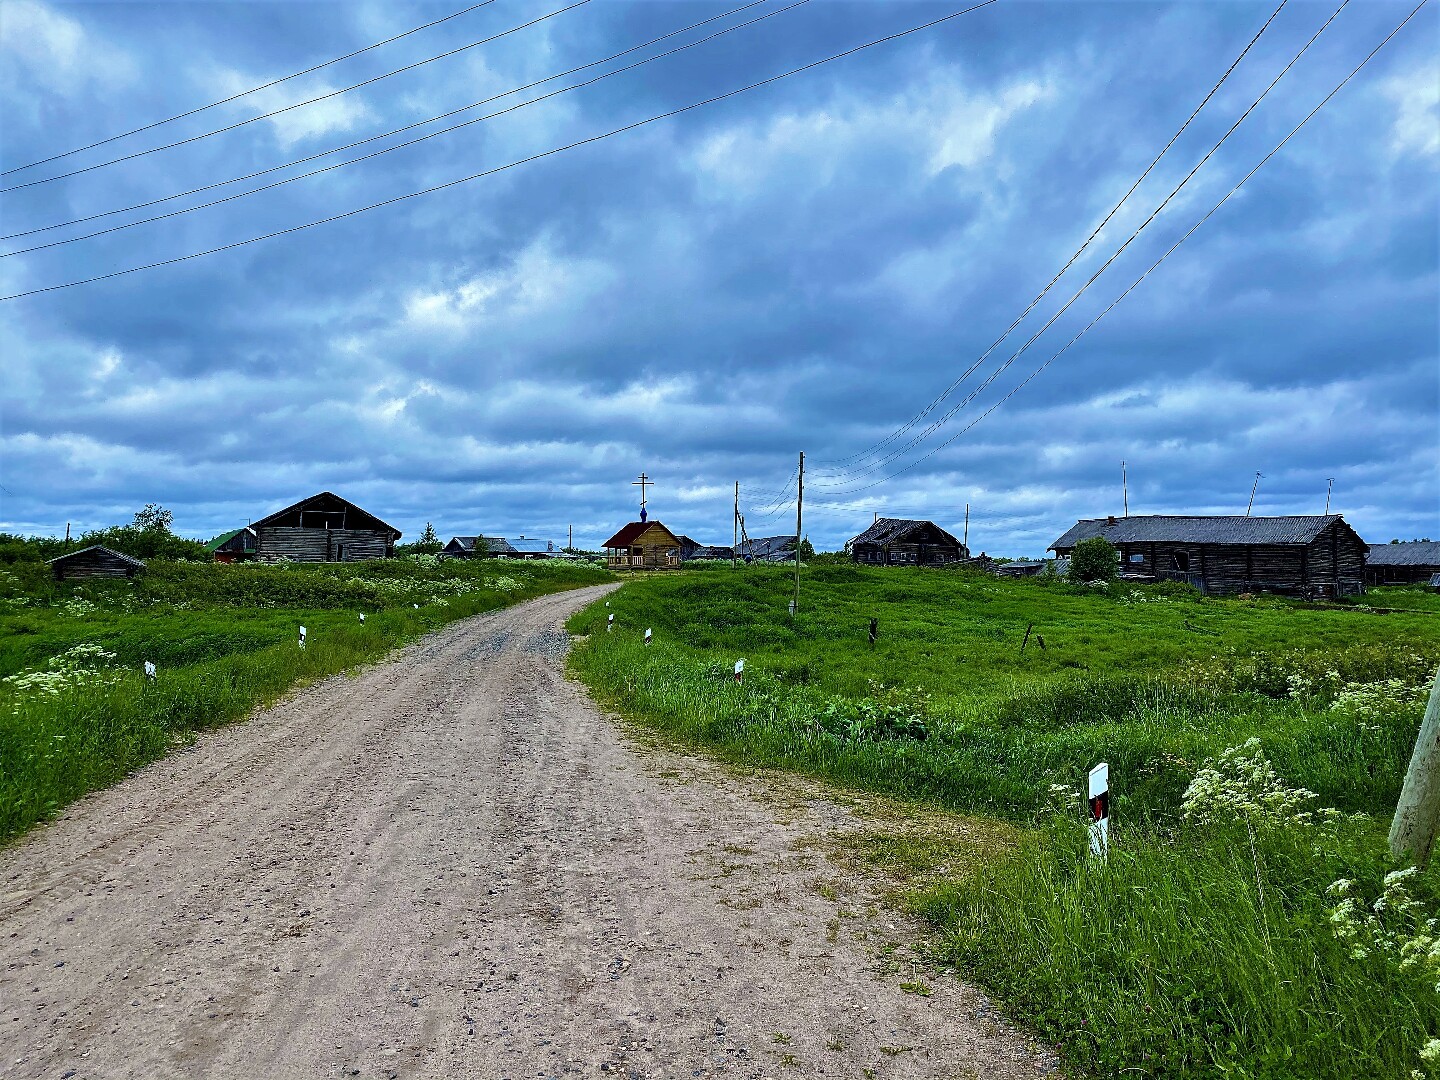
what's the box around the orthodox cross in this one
[633,472,654,521]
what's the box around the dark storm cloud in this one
[1,0,1435,552]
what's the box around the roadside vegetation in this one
[568,563,1440,1079]
[0,543,610,841]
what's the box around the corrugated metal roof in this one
[1368,541,1440,566]
[1051,515,1349,550]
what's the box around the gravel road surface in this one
[0,583,1054,1079]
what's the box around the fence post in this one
[1390,666,1440,867]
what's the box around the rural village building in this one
[207,527,256,563]
[602,521,684,569]
[738,535,797,563]
[1364,541,1440,586]
[1049,514,1366,597]
[442,536,568,559]
[251,492,401,562]
[48,545,146,581]
[684,544,735,561]
[848,518,968,566]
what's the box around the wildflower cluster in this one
[3,643,120,702]
[57,596,99,618]
[1330,678,1431,722]
[1326,869,1440,1078]
[1180,739,1335,827]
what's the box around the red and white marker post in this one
[1087,762,1110,861]
[734,659,745,684]
[644,627,652,647]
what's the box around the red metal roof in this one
[602,521,678,549]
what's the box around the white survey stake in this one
[1087,762,1110,861]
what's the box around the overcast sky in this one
[1,0,1435,555]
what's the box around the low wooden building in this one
[251,492,400,562]
[207,527,256,563]
[738,535,797,563]
[848,518,967,566]
[602,521,683,569]
[1365,541,1440,586]
[48,545,146,581]
[1049,514,1366,597]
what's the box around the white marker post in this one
[607,613,615,633]
[143,661,157,681]
[413,603,419,609]
[644,627,652,647]
[787,599,796,618]
[1087,762,1110,862]
[734,659,745,684]
[359,613,366,623]
[299,625,307,649]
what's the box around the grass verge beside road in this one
[568,564,1440,1079]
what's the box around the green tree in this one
[1070,536,1118,583]
[132,504,174,532]
[415,522,443,554]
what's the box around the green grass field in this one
[0,555,610,841]
[567,564,1440,1079]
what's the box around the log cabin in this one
[848,518,968,566]
[1049,514,1366,597]
[48,545,146,581]
[1365,541,1440,586]
[602,521,683,569]
[251,492,401,562]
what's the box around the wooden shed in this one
[207,527,256,563]
[48,545,146,581]
[602,521,683,569]
[848,518,968,566]
[251,492,401,562]
[1365,541,1440,586]
[1049,514,1367,597]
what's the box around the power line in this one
[0,3,495,177]
[0,0,1002,301]
[812,0,1351,491]
[813,0,1289,472]
[813,0,1429,497]
[0,1,591,194]
[0,0,807,258]
[0,0,775,245]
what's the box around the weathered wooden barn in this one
[1049,514,1366,596]
[602,521,683,569]
[48,545,146,581]
[738,535,796,563]
[1365,541,1440,586]
[207,527,256,563]
[251,492,400,562]
[848,518,968,566]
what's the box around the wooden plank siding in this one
[49,547,145,581]
[1108,523,1364,596]
[256,527,391,562]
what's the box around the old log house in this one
[1365,541,1440,586]
[251,492,401,562]
[48,545,146,581]
[602,521,683,569]
[1049,514,1366,597]
[848,518,968,566]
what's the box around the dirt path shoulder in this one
[0,583,1054,1079]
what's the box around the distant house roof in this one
[250,491,401,540]
[1368,541,1440,566]
[505,538,558,554]
[602,521,679,549]
[849,517,963,548]
[205,527,255,552]
[1051,515,1357,551]
[47,545,147,571]
[685,544,734,561]
[445,536,518,554]
[739,535,796,560]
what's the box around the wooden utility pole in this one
[962,504,970,554]
[1122,461,1129,517]
[1325,478,1334,514]
[1246,472,1262,516]
[568,524,573,552]
[793,451,804,614]
[733,482,739,569]
[1390,667,1440,867]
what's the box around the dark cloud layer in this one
[1,0,1436,554]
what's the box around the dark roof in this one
[685,545,734,560]
[445,536,517,554]
[1051,515,1356,551]
[250,491,401,540]
[506,538,558,554]
[1367,541,1440,566]
[739,535,796,560]
[602,521,679,549]
[849,517,963,548]
[47,545,147,570]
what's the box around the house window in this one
[1172,551,1190,572]
[336,543,346,561]
[1128,553,1144,563]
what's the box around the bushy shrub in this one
[1070,536,1118,582]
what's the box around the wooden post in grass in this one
[1390,666,1440,867]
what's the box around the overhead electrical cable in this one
[812,0,1289,472]
[0,0,774,245]
[1,0,809,258]
[814,0,1429,497]
[1,3,495,177]
[0,1,591,194]
[811,0,1351,491]
[0,0,1002,301]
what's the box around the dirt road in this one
[1,584,1053,1079]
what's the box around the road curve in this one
[0,583,1053,1079]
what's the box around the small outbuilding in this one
[207,527,256,563]
[1365,541,1440,586]
[1049,514,1366,597]
[251,491,401,562]
[848,518,968,566]
[602,521,683,569]
[48,545,146,581]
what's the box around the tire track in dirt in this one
[0,583,1057,1079]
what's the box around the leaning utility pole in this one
[1325,478,1335,515]
[1391,667,1440,867]
[1246,472,1262,517]
[733,481,739,569]
[793,451,804,614]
